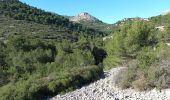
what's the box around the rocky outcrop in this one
[155,25,165,31]
[50,67,170,100]
[103,35,113,41]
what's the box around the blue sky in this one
[20,0,170,24]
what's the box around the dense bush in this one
[150,14,170,26]
[0,34,106,99]
[0,65,103,100]
[119,41,170,91]
[104,21,157,68]
[0,1,107,98]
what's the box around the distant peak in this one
[77,12,93,19]
[69,12,100,23]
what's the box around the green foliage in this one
[0,65,103,100]
[105,15,170,90]
[150,14,170,26]
[104,21,157,69]
[119,42,170,91]
[137,47,157,71]
[0,42,7,68]
[0,1,108,99]
[77,20,118,35]
[0,35,105,99]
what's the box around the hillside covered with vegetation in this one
[0,0,170,100]
[77,20,118,35]
[0,0,106,100]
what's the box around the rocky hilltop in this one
[69,12,101,23]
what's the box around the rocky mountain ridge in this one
[69,12,101,23]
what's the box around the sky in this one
[20,0,170,24]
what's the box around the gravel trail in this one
[50,67,170,100]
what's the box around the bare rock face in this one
[69,12,100,23]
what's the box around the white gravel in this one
[50,67,170,100]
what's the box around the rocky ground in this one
[50,67,170,100]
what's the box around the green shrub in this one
[137,47,157,71]
[0,65,103,100]
[120,44,170,91]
